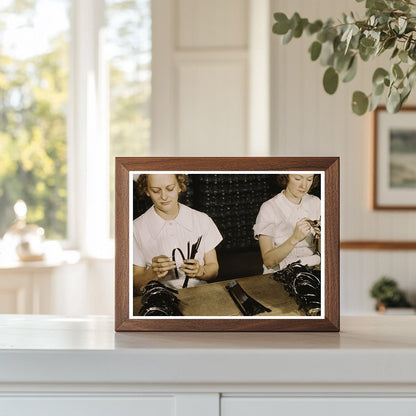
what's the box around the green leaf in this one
[334,52,351,72]
[372,67,389,86]
[290,12,301,30]
[293,18,309,38]
[309,41,322,61]
[333,35,341,52]
[390,21,400,34]
[405,34,413,51]
[393,63,404,79]
[391,47,399,59]
[396,79,404,89]
[341,26,352,43]
[341,25,359,53]
[383,37,396,50]
[359,44,375,61]
[409,44,416,60]
[398,17,407,34]
[409,63,416,74]
[307,20,323,35]
[374,82,385,96]
[347,12,356,24]
[369,92,383,111]
[352,91,369,115]
[393,0,410,12]
[399,49,408,63]
[359,36,376,60]
[317,29,328,43]
[360,37,375,48]
[407,66,416,91]
[349,32,362,49]
[282,29,294,44]
[400,86,411,106]
[273,13,290,35]
[386,87,401,113]
[342,56,357,83]
[365,0,388,10]
[377,13,389,25]
[320,40,335,66]
[410,74,416,90]
[323,67,339,94]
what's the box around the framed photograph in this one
[115,157,339,332]
[373,106,416,209]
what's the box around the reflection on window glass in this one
[0,0,70,239]
[106,0,151,236]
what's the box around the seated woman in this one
[253,173,321,273]
[133,174,223,292]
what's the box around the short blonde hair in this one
[136,174,188,195]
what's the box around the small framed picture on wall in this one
[373,106,416,210]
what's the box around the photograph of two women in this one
[130,172,324,319]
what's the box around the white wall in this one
[37,0,415,316]
[152,0,266,156]
[271,0,416,313]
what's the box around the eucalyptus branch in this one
[272,0,416,114]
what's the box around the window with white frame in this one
[0,0,70,240]
[0,0,151,256]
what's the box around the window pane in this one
[106,0,151,237]
[0,0,70,239]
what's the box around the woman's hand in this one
[151,255,176,279]
[292,217,312,244]
[313,220,321,238]
[306,218,321,238]
[180,259,203,278]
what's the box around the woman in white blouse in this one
[133,174,223,292]
[253,174,321,273]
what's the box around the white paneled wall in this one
[152,0,251,156]
[149,0,416,314]
[271,0,416,313]
[177,0,247,48]
[177,56,247,155]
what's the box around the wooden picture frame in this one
[373,106,416,210]
[115,157,339,331]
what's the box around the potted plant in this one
[272,0,416,115]
[369,276,413,312]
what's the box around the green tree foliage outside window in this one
[0,0,69,238]
[0,0,152,241]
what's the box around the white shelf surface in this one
[0,315,415,391]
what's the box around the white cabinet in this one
[1,396,175,416]
[222,398,416,416]
[0,316,416,415]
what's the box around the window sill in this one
[0,249,81,271]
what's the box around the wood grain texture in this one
[325,157,340,331]
[341,241,416,250]
[114,157,340,332]
[114,159,130,330]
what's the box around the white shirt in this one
[133,203,223,289]
[253,191,321,272]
